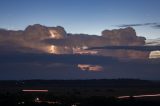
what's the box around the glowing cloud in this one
[48,30,58,54]
[78,64,103,72]
[49,45,56,54]
[149,50,160,58]
[49,30,56,38]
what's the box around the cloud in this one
[0,24,69,54]
[44,27,146,48]
[78,64,103,72]
[0,53,118,65]
[117,22,160,30]
[0,25,150,59]
[1,24,160,80]
[0,53,160,80]
[88,46,160,51]
[117,23,157,27]
[153,24,160,29]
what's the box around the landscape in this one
[0,0,160,105]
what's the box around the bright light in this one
[117,96,130,99]
[50,45,56,54]
[49,30,56,38]
[35,97,40,101]
[149,50,160,58]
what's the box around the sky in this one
[0,0,160,38]
[0,0,160,80]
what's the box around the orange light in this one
[78,64,103,72]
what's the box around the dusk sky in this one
[0,0,160,39]
[0,0,160,80]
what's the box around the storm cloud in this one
[0,24,150,59]
[117,23,157,28]
[0,53,160,80]
[153,24,160,29]
[0,24,160,80]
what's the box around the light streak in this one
[117,93,160,99]
[50,45,56,53]
[117,96,130,99]
[22,90,48,92]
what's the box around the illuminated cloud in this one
[0,24,72,54]
[149,50,160,58]
[1,24,155,59]
[78,64,103,72]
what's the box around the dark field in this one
[0,79,160,106]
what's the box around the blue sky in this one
[0,0,160,39]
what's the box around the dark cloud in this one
[118,22,160,30]
[0,53,160,80]
[0,53,118,65]
[153,24,160,29]
[117,23,157,27]
[88,46,160,51]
